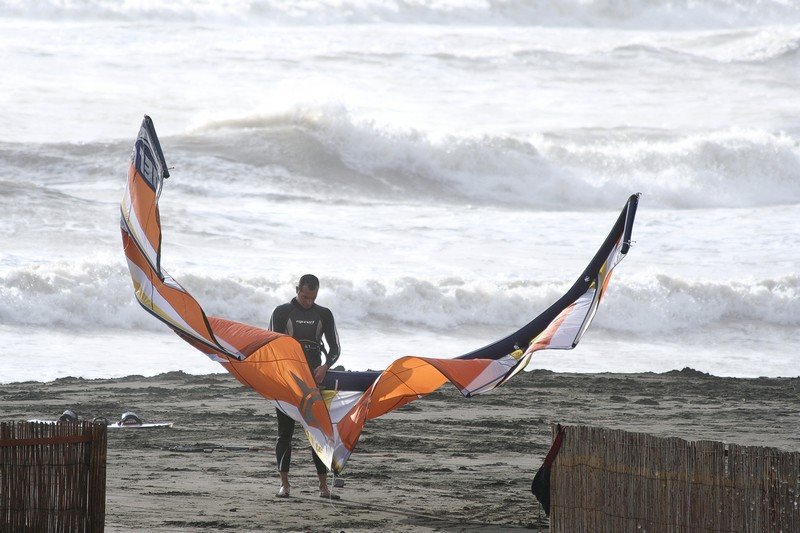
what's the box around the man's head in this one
[295,274,319,310]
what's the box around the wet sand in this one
[2,369,798,532]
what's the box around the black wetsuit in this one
[270,298,340,474]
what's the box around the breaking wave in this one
[3,105,799,210]
[5,108,800,210]
[190,107,800,209]
[2,262,797,335]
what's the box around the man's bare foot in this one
[319,488,340,500]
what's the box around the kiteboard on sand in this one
[105,411,173,429]
[29,410,173,429]
[107,421,174,430]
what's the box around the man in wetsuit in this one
[269,274,341,499]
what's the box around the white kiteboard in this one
[106,421,173,429]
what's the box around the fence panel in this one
[549,424,800,532]
[0,421,107,532]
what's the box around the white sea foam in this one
[5,113,798,210]
[190,109,800,208]
[2,261,797,336]
[2,0,799,28]
[676,28,800,63]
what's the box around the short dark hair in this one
[297,274,319,291]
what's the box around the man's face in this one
[296,284,318,310]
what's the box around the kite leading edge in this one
[120,115,640,473]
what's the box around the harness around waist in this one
[299,339,323,367]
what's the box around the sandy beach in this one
[2,369,798,532]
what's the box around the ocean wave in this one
[2,0,798,28]
[393,29,800,69]
[0,140,128,183]
[605,274,800,334]
[191,108,800,209]
[537,128,800,209]
[673,28,800,64]
[2,262,797,335]
[4,108,800,210]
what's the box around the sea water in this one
[1,0,799,382]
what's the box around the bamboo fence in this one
[549,425,800,533]
[0,421,107,532]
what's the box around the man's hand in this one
[314,364,329,385]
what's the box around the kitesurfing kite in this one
[121,116,640,473]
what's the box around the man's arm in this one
[321,307,340,368]
[269,304,289,334]
[313,307,340,385]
